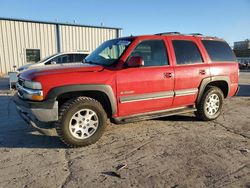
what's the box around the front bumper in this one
[13,95,58,122]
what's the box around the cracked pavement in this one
[0,72,249,188]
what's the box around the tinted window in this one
[202,40,236,62]
[45,57,58,65]
[130,40,168,66]
[59,55,69,64]
[45,54,88,65]
[74,54,88,62]
[173,40,203,64]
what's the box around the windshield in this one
[85,38,132,66]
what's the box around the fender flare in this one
[46,84,117,115]
[197,76,230,103]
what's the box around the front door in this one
[116,39,174,117]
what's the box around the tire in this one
[55,97,107,147]
[195,86,224,121]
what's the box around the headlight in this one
[17,80,43,101]
[24,81,42,90]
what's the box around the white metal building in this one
[0,17,122,75]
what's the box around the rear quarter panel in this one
[209,62,239,97]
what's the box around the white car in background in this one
[17,52,89,72]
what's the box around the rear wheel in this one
[56,97,107,147]
[195,86,224,121]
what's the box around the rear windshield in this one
[202,40,236,62]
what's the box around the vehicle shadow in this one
[237,84,250,97]
[0,129,65,149]
[0,95,65,149]
[156,114,198,122]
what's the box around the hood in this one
[19,63,104,80]
[17,63,33,71]
[17,62,46,72]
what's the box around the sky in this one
[0,0,249,46]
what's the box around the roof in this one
[0,17,122,30]
[119,32,222,39]
[122,32,224,41]
[155,32,221,39]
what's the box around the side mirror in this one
[51,61,57,65]
[127,56,144,67]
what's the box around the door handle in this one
[199,70,206,75]
[164,72,173,78]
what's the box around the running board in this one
[113,106,197,124]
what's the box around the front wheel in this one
[56,97,107,147]
[195,86,224,121]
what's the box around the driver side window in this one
[130,40,168,66]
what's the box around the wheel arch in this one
[46,85,117,117]
[197,76,230,104]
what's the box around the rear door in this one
[167,36,210,107]
[116,39,175,117]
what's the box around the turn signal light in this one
[31,95,44,101]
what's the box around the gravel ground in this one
[0,72,249,188]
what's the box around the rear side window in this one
[173,40,203,65]
[202,40,236,62]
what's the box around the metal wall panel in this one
[0,20,57,74]
[59,25,119,53]
[0,21,5,74]
[0,18,121,75]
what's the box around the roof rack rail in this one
[156,32,181,36]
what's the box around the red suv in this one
[14,32,239,147]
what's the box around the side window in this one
[202,40,236,62]
[74,54,87,62]
[130,40,168,66]
[60,55,69,64]
[55,55,69,64]
[68,54,74,63]
[81,54,88,60]
[173,40,203,65]
[45,57,58,65]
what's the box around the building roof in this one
[0,17,122,30]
